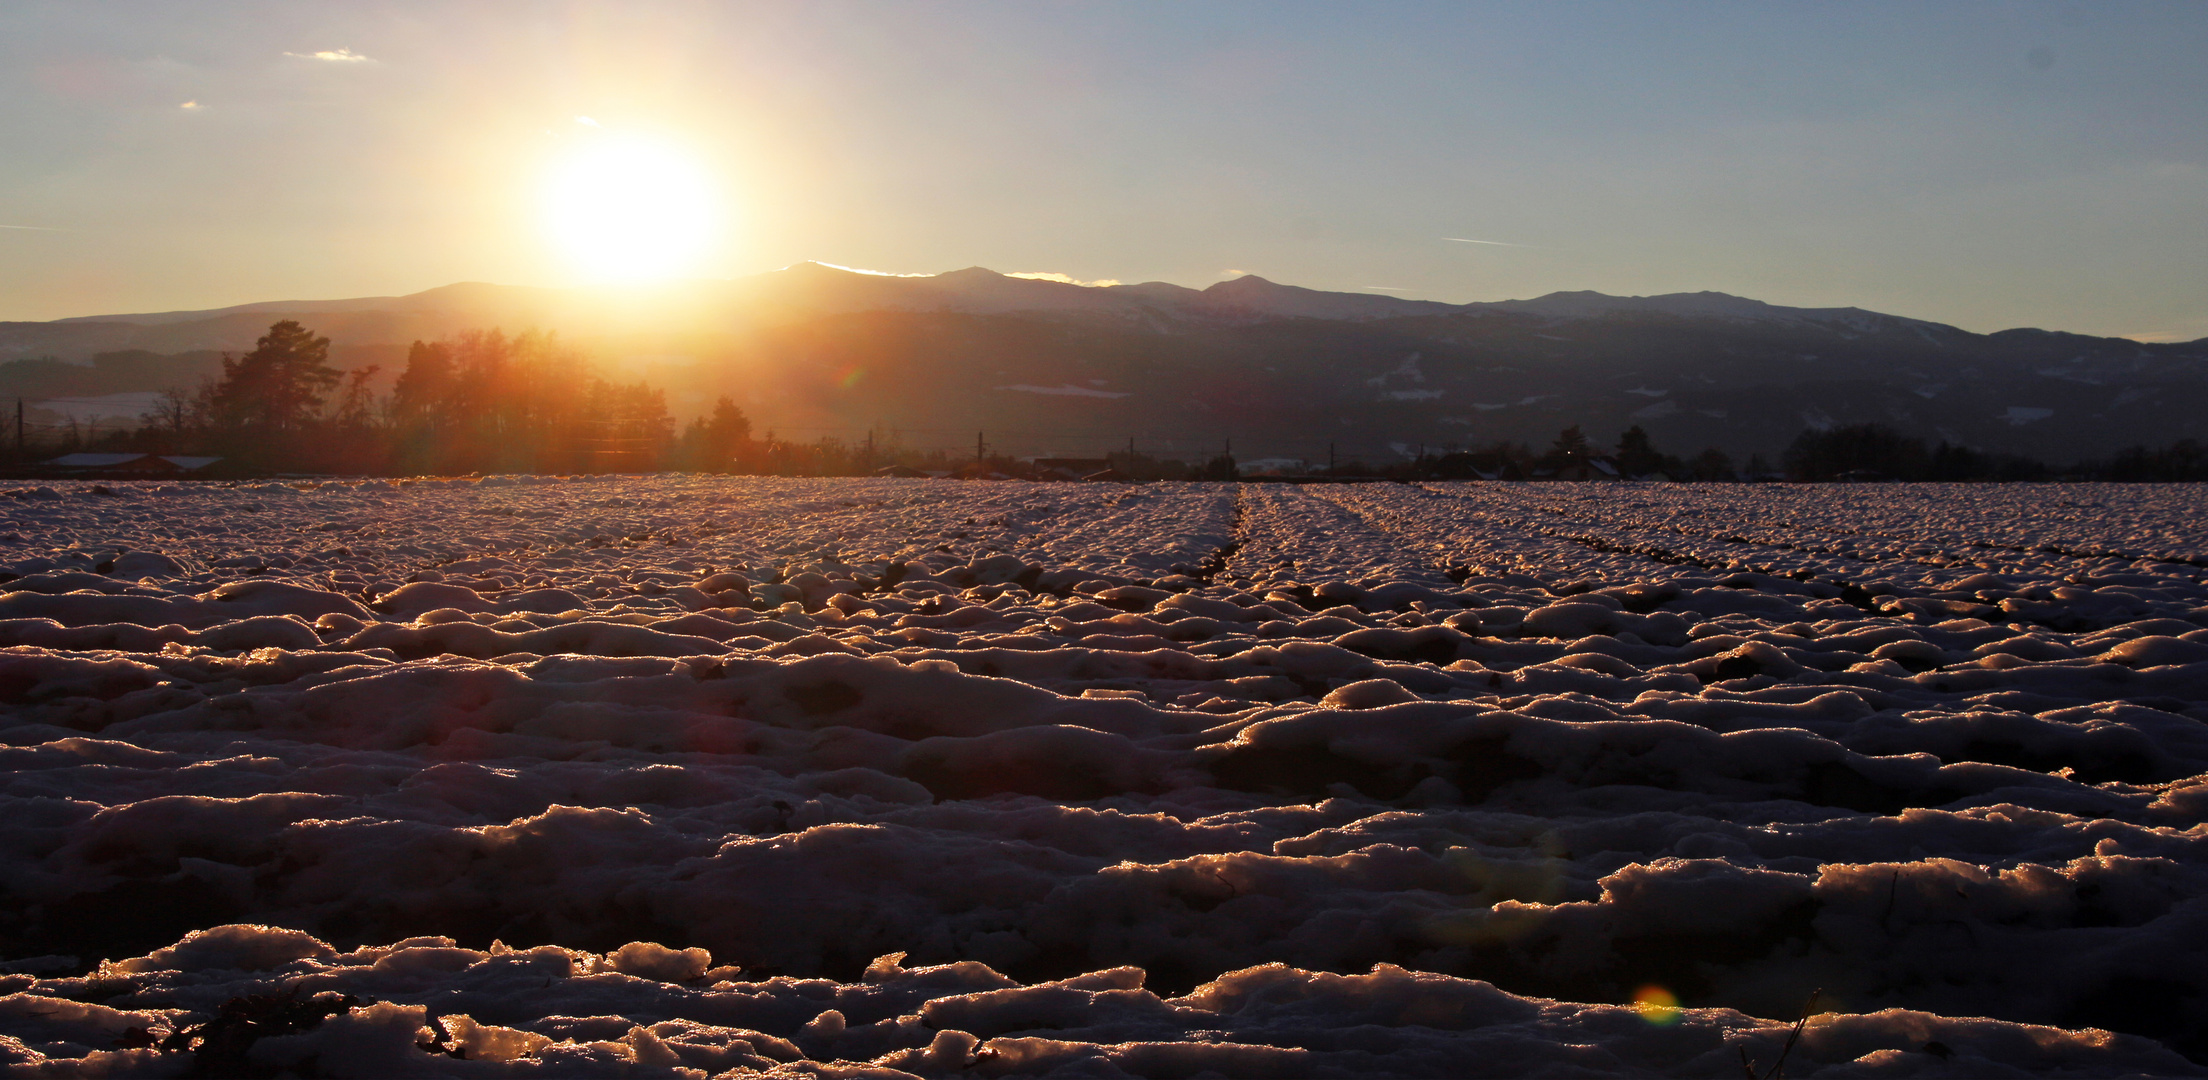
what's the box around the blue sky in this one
[1,0,2203,338]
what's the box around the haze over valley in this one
[7,263,2206,464]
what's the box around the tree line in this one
[1777,424,2208,482]
[112,320,699,474]
[1380,424,1749,482]
[13,319,2208,481]
[1298,423,2207,483]
[29,320,1089,477]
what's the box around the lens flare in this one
[1633,985,1682,1026]
[541,132,722,283]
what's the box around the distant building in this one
[45,453,223,475]
[1237,457,1309,477]
[1541,458,1622,482]
[48,453,159,472]
[1031,457,1112,481]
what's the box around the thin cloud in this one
[808,261,931,278]
[1362,286,1410,292]
[1007,272,1122,288]
[1444,236,1535,248]
[0,224,68,231]
[574,116,601,127]
[284,48,374,63]
[179,100,203,111]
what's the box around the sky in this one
[1,0,2204,339]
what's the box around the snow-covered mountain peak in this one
[933,266,1007,282]
[1192,274,1456,320]
[1464,289,1964,340]
[1489,289,1807,322]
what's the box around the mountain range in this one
[4,263,2204,463]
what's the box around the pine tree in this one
[1549,425,1590,464]
[210,321,341,436]
[1690,447,1734,482]
[1616,425,1662,477]
[390,340,455,429]
[678,397,753,471]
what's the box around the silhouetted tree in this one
[2098,439,2208,481]
[1784,424,1929,480]
[141,391,192,441]
[209,321,341,440]
[676,397,754,471]
[385,329,672,473]
[329,366,382,431]
[1544,425,1590,467]
[1615,425,1677,477]
[1688,447,1735,482]
[390,340,456,430]
[588,381,675,473]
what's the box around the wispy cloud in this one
[808,261,931,278]
[1444,237,1535,248]
[574,116,601,127]
[996,383,1131,399]
[179,100,203,111]
[1007,272,1122,287]
[284,47,373,63]
[1362,286,1410,292]
[0,224,68,231]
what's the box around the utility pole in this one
[1329,442,1336,473]
[975,431,986,463]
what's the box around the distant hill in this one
[4,264,2204,462]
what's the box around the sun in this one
[541,133,721,284]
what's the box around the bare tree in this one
[142,388,194,436]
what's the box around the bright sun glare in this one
[542,134,721,284]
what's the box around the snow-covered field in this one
[3,476,2207,1077]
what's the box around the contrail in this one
[1444,236,1533,247]
[0,224,66,231]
